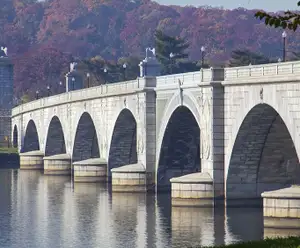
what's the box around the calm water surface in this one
[0,169,277,248]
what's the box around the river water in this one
[0,169,281,248]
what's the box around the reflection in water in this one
[0,169,296,248]
[264,227,300,239]
[225,202,264,244]
[0,170,13,247]
[111,192,142,248]
[171,207,214,247]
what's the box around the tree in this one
[255,1,300,31]
[228,49,271,67]
[289,51,300,61]
[78,55,141,86]
[154,30,189,75]
[78,56,107,86]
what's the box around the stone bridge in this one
[10,61,300,201]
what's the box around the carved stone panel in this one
[201,98,211,160]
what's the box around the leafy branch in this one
[255,1,300,31]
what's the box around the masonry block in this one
[170,172,214,207]
[111,163,147,192]
[262,185,300,229]
[20,150,44,170]
[44,154,71,175]
[73,158,107,182]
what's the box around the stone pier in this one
[19,151,44,170]
[170,172,214,207]
[262,185,300,229]
[73,158,107,182]
[43,154,71,175]
[111,163,146,192]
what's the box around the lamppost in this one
[35,90,39,100]
[72,77,75,90]
[282,31,287,62]
[201,46,206,68]
[86,73,90,88]
[169,52,174,74]
[122,63,127,81]
[47,85,50,97]
[59,81,63,93]
[103,68,108,84]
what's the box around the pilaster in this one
[211,81,225,199]
[0,56,13,147]
[137,76,157,191]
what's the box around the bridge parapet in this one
[156,68,223,90]
[224,61,300,84]
[12,78,152,117]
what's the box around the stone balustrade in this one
[12,78,147,117]
[156,68,224,90]
[224,60,300,84]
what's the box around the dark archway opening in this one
[72,112,99,162]
[108,109,137,179]
[157,106,201,192]
[22,120,39,153]
[13,125,18,148]
[227,104,300,199]
[45,116,66,156]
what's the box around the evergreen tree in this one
[229,49,271,67]
[154,30,189,75]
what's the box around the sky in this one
[156,0,297,12]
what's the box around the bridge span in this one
[9,60,300,205]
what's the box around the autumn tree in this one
[228,49,271,67]
[255,1,300,31]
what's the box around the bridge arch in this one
[44,116,66,156]
[226,103,300,199]
[108,108,137,178]
[156,91,201,190]
[13,125,18,148]
[72,112,100,162]
[156,105,200,191]
[22,120,40,153]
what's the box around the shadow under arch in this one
[13,125,18,148]
[72,112,100,162]
[226,103,300,199]
[22,120,40,153]
[157,106,200,192]
[108,109,137,179]
[45,116,66,156]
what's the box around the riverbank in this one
[202,237,300,248]
[0,147,18,154]
[0,149,19,168]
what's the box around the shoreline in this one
[201,237,300,248]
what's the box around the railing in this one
[156,69,219,88]
[224,61,300,81]
[12,79,142,116]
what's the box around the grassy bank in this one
[202,237,300,248]
[0,147,18,154]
